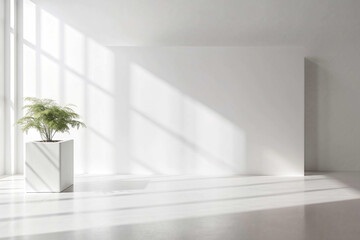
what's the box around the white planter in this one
[25,140,74,193]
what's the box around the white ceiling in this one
[33,0,360,47]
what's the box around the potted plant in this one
[17,97,86,192]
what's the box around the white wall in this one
[15,1,306,176]
[27,0,360,172]
[19,0,360,173]
[19,1,306,176]
[0,0,5,175]
[22,44,304,175]
[114,47,304,175]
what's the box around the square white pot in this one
[26,140,74,193]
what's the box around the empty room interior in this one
[1,0,360,239]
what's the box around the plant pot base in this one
[26,140,74,193]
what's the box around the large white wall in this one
[21,0,360,172]
[21,35,304,175]
[112,47,304,175]
[0,0,5,175]
[18,1,304,175]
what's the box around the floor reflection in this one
[0,173,359,239]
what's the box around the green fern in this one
[17,97,86,142]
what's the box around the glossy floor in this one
[1,172,360,239]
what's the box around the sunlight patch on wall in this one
[40,55,60,100]
[129,64,246,175]
[23,0,36,44]
[40,9,60,59]
[87,39,115,93]
[22,45,36,97]
[64,25,85,75]
[87,85,114,134]
[64,70,85,116]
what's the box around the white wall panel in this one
[27,0,360,172]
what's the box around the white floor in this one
[1,173,360,240]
